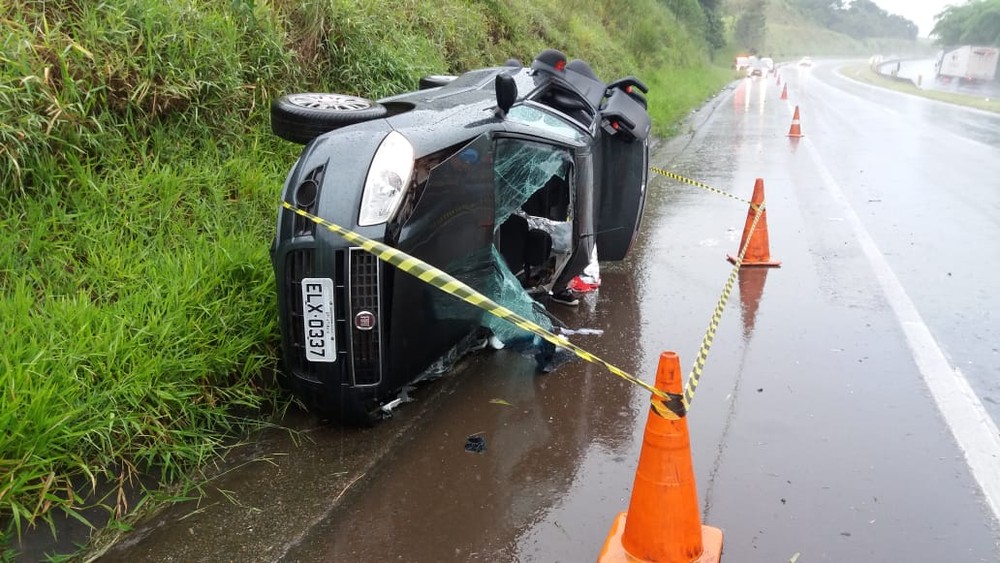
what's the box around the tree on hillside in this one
[795,0,844,27]
[789,0,917,40]
[732,0,768,52]
[699,0,728,50]
[931,0,1000,45]
[661,0,727,51]
[843,0,917,40]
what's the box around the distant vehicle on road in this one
[269,50,651,425]
[936,45,999,83]
[798,56,813,67]
[760,57,775,74]
[734,55,751,73]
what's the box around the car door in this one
[593,87,651,261]
[390,134,496,382]
[594,133,649,261]
[488,128,587,343]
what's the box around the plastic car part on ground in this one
[464,434,487,453]
[558,327,604,336]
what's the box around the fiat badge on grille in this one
[354,310,376,331]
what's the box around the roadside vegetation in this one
[761,0,1000,113]
[932,0,1000,45]
[1,0,736,556]
[741,0,1000,63]
[730,0,941,59]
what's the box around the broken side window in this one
[493,138,572,226]
[486,138,573,346]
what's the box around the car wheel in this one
[270,93,388,144]
[418,74,457,90]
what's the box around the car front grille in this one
[284,246,383,387]
[348,248,383,386]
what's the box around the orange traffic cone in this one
[779,83,788,100]
[776,74,781,86]
[727,178,781,267]
[599,352,724,563]
[787,105,804,137]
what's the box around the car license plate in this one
[301,277,336,362]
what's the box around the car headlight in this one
[358,131,414,226]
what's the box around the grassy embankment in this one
[1,0,734,553]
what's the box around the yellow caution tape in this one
[681,203,765,409]
[281,201,686,419]
[650,167,753,207]
[642,167,772,411]
[644,167,771,410]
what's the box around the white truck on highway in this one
[936,45,999,82]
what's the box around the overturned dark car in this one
[270,50,651,425]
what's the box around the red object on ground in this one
[568,275,600,293]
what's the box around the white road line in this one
[802,137,1000,523]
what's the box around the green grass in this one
[2,0,300,545]
[1,0,733,554]
[0,131,291,537]
[840,64,1000,113]
[647,64,737,135]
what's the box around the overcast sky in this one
[871,0,959,37]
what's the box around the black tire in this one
[270,93,388,144]
[418,74,457,90]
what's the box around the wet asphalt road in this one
[94,61,1000,562]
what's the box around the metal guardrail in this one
[876,59,919,86]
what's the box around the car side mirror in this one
[495,74,517,118]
